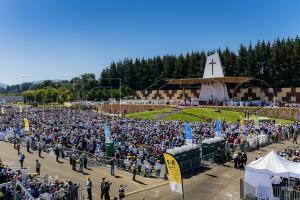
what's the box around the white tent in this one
[245,151,300,199]
[245,151,300,187]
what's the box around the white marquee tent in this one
[244,151,300,199]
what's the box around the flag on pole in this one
[163,153,183,194]
[183,123,193,144]
[24,118,29,131]
[240,116,245,126]
[214,119,222,135]
[104,124,111,142]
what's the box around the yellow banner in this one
[24,118,29,131]
[163,153,183,194]
[240,116,245,126]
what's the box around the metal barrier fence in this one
[0,178,83,200]
[52,184,83,200]
[241,179,300,200]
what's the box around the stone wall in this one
[97,104,168,115]
[135,87,300,103]
[205,106,300,121]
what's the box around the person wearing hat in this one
[86,176,92,200]
[118,184,127,200]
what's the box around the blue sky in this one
[0,0,299,85]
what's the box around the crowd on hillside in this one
[0,159,80,200]
[0,107,299,166]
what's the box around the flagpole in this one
[181,177,185,200]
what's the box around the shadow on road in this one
[205,173,219,178]
[182,165,211,179]
[133,180,147,185]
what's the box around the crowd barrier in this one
[2,131,288,180]
[241,179,300,200]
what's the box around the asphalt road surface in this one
[0,141,165,199]
[0,140,296,200]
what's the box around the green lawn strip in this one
[125,108,173,120]
[181,107,243,122]
[163,112,202,122]
[164,107,292,124]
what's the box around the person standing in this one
[26,139,31,153]
[72,154,76,171]
[293,130,298,144]
[13,137,17,149]
[36,159,41,175]
[132,161,137,181]
[136,156,142,175]
[233,151,239,169]
[86,177,92,200]
[79,155,84,173]
[16,143,20,155]
[155,160,161,177]
[100,177,105,200]
[54,145,60,162]
[37,141,42,158]
[110,158,115,176]
[104,181,111,200]
[83,152,88,169]
[242,152,247,166]
[19,153,25,168]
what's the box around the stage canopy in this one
[167,76,253,85]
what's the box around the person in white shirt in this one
[271,176,282,198]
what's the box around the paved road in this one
[128,140,297,200]
[0,142,165,200]
[1,140,296,200]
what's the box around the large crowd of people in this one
[0,106,299,199]
[279,147,300,162]
[0,158,80,200]
[0,107,298,166]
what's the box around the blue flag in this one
[214,119,222,135]
[104,124,111,142]
[183,123,193,144]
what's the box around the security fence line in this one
[241,178,300,200]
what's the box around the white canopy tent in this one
[244,151,300,199]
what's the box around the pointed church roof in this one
[167,52,252,85]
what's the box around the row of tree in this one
[3,36,300,103]
[101,36,300,89]
[22,76,135,103]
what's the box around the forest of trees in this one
[2,36,300,102]
[101,37,300,89]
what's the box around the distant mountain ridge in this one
[0,83,7,89]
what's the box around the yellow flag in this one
[24,118,29,131]
[240,116,245,126]
[1,107,4,114]
[163,153,183,194]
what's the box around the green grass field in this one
[125,107,173,120]
[126,107,293,124]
